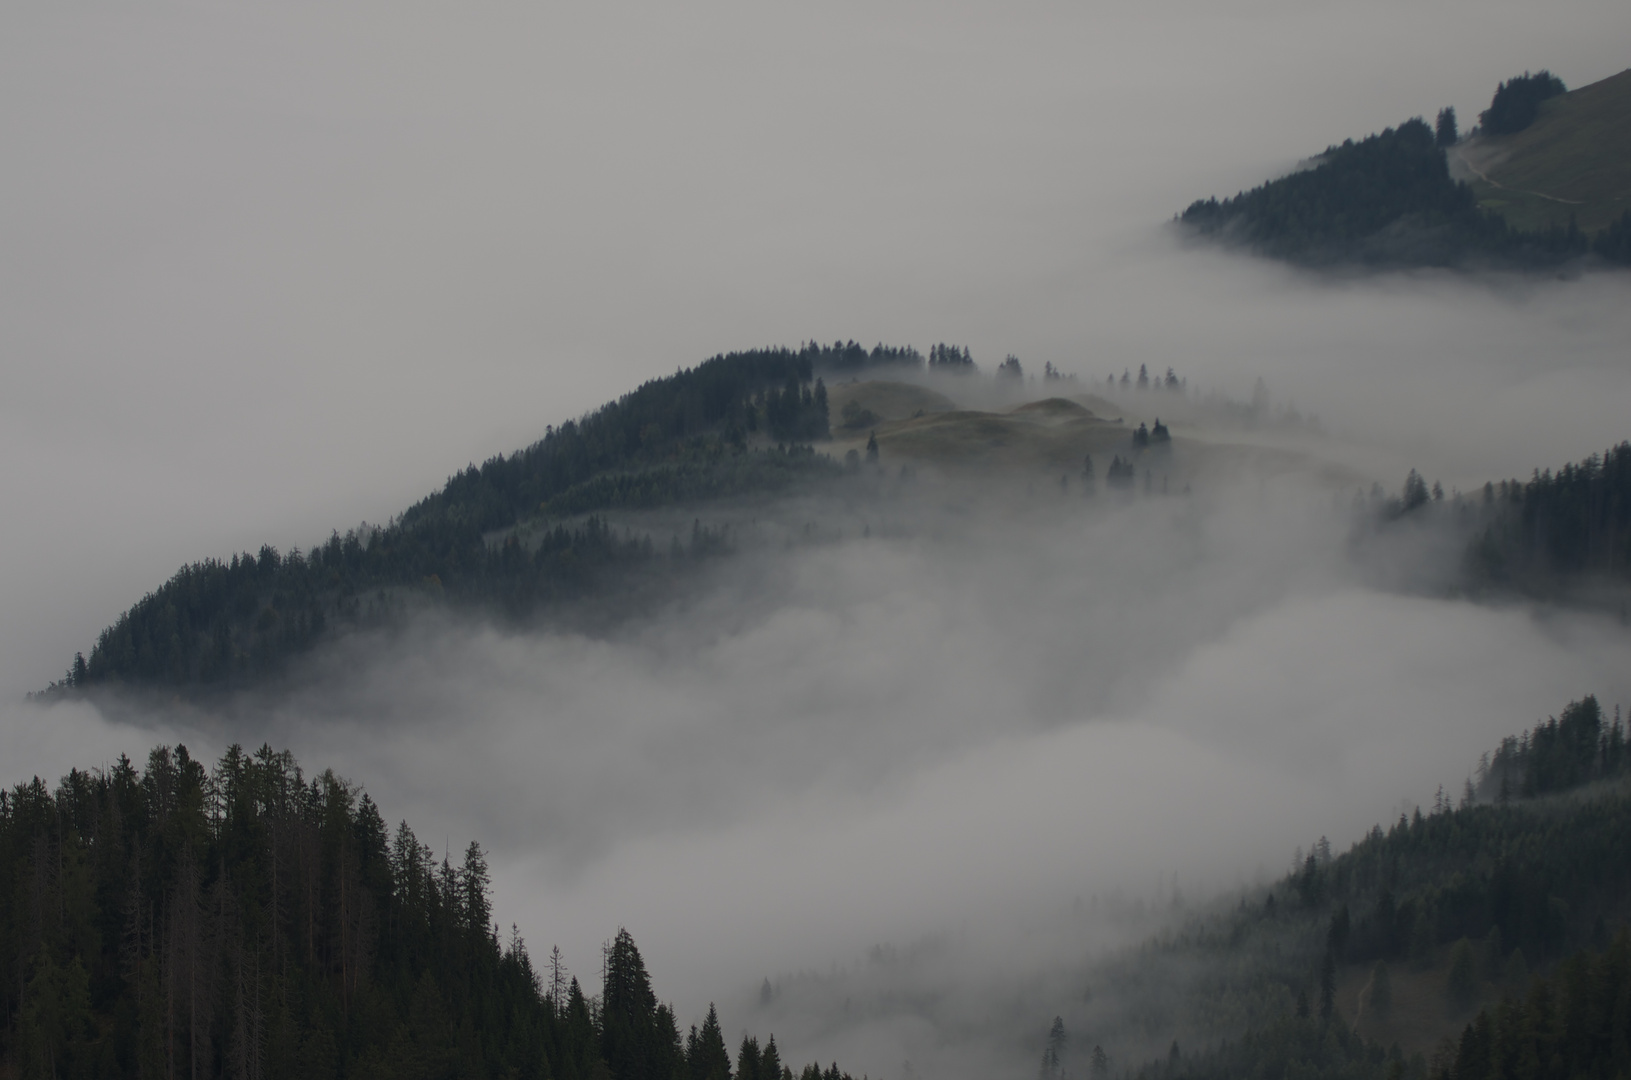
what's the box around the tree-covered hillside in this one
[1075,694,1631,1080]
[1000,690,1631,1080]
[1181,119,1504,266]
[50,348,851,695]
[0,743,865,1080]
[1179,71,1631,268]
[1179,118,1594,267]
[45,340,978,698]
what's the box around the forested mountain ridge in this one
[45,345,935,697]
[1179,69,1631,268]
[0,742,867,1080]
[45,344,1631,699]
[1181,119,1511,266]
[44,341,979,698]
[1065,694,1631,1080]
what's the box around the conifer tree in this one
[1435,107,1458,147]
[690,1004,733,1080]
[737,1035,762,1080]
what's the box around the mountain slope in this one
[1454,68,1631,233]
[1058,696,1631,1080]
[52,347,844,695]
[1180,69,1631,268]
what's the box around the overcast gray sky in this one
[3,4,1630,1075]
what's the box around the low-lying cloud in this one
[7,466,1628,1078]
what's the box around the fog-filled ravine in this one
[4,3,1631,1079]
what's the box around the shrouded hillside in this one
[1045,695,1631,1080]
[1136,926,1631,1080]
[1180,70,1631,268]
[0,744,864,1080]
[51,346,855,696]
[51,344,1631,699]
[1460,442,1631,594]
[1181,119,1510,266]
[48,341,962,698]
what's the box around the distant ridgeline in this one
[0,744,867,1080]
[46,342,941,696]
[1180,69,1631,268]
[1037,693,1631,1080]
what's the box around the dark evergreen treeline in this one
[59,513,657,694]
[1179,112,1622,267]
[1463,442,1631,590]
[1136,1014,1402,1080]
[1479,695,1627,802]
[1156,930,1631,1080]
[1257,696,1630,992]
[927,344,976,373]
[1478,72,1567,137]
[1593,210,1631,263]
[1095,694,1631,1080]
[799,340,924,376]
[1232,711,1630,992]
[1360,442,1631,598]
[1182,119,1514,266]
[1432,931,1631,1080]
[0,744,862,1080]
[53,348,850,694]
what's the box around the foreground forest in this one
[7,694,1629,1078]
[0,744,864,1080]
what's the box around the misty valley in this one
[7,343,1631,1080]
[4,8,1631,1079]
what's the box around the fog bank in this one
[6,470,1628,1077]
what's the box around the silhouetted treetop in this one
[1479,71,1566,136]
